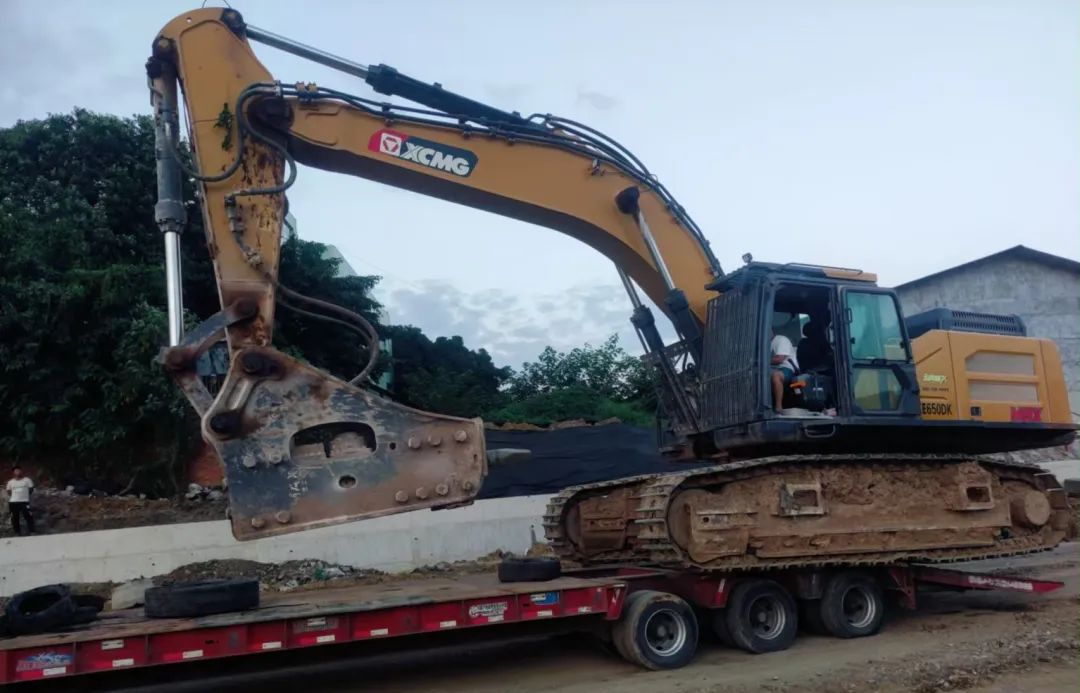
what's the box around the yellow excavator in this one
[149,8,1074,571]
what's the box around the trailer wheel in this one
[820,572,884,638]
[723,579,798,654]
[612,590,698,670]
[144,579,259,618]
[497,557,561,583]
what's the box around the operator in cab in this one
[770,329,799,412]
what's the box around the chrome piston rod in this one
[149,66,187,346]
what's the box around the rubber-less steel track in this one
[543,454,1069,571]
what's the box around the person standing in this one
[5,465,35,535]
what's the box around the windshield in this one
[846,292,907,361]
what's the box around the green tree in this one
[506,335,652,401]
[484,386,654,426]
[0,110,382,494]
[487,335,657,426]
[383,325,511,416]
[0,110,202,493]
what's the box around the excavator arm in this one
[149,8,719,539]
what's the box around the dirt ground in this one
[0,490,226,537]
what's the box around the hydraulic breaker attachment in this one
[163,331,487,540]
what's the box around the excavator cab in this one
[683,262,913,456]
[658,261,1073,460]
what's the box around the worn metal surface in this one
[545,454,1071,571]
[158,310,232,416]
[200,346,486,540]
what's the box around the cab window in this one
[846,292,908,361]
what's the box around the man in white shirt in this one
[5,465,35,535]
[770,329,799,413]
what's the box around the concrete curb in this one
[0,495,551,597]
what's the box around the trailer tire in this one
[144,579,259,619]
[612,590,698,670]
[724,579,798,654]
[5,584,77,636]
[820,572,884,638]
[497,557,561,583]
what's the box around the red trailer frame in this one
[0,565,1063,685]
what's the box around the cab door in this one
[839,289,920,417]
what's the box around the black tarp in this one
[478,424,711,499]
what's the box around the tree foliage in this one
[488,335,656,426]
[504,335,653,401]
[382,325,511,417]
[0,110,384,494]
[485,386,654,426]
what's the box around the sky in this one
[2,0,1077,368]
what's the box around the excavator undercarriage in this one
[545,455,1071,570]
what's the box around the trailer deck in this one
[0,572,630,683]
[0,564,1063,685]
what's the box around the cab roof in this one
[707,261,879,291]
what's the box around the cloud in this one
[376,277,656,368]
[575,88,620,111]
[484,83,532,106]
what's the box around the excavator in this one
[149,8,1074,574]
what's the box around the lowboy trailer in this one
[0,562,1063,684]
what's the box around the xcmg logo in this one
[368,129,477,177]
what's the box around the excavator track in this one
[543,454,1071,572]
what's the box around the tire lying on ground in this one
[5,584,77,636]
[144,579,260,619]
[497,557,562,583]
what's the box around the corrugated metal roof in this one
[895,245,1080,290]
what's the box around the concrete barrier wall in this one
[0,495,551,597]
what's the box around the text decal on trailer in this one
[368,129,478,177]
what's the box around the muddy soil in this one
[0,491,226,538]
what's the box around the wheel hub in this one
[841,585,877,629]
[644,608,688,656]
[749,595,786,639]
